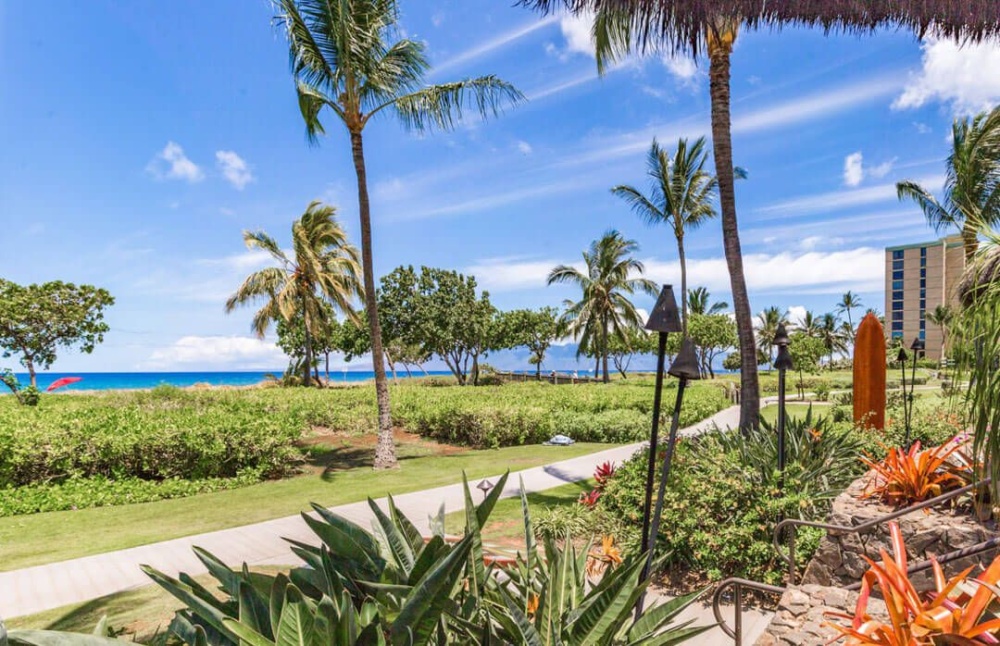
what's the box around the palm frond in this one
[379,76,524,131]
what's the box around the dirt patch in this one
[298,428,468,474]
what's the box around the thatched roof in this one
[520,1,1000,54]
[959,243,1000,306]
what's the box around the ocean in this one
[11,371,456,392]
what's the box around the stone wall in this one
[800,474,996,590]
[754,584,886,645]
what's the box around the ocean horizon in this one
[11,370,457,392]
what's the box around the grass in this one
[760,403,819,425]
[0,441,611,572]
[444,479,595,548]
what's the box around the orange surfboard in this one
[853,313,887,430]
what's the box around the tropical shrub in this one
[828,521,1000,644]
[813,381,831,401]
[131,473,709,645]
[860,440,968,506]
[597,410,863,585]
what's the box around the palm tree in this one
[275,0,522,469]
[897,108,1000,261]
[819,312,847,368]
[927,304,955,358]
[521,1,1000,430]
[688,286,728,315]
[226,201,362,388]
[548,230,657,383]
[754,306,788,371]
[797,310,821,337]
[836,291,863,343]
[612,137,717,333]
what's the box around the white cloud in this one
[893,33,1000,114]
[146,142,203,182]
[662,53,699,84]
[516,140,533,154]
[144,336,285,370]
[914,122,932,135]
[198,248,283,272]
[799,236,823,251]
[469,247,885,296]
[869,158,896,179]
[559,11,594,57]
[433,15,560,74]
[215,150,254,190]
[758,174,945,217]
[843,152,864,187]
[786,306,807,326]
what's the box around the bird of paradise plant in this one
[586,535,624,577]
[828,521,1000,644]
[861,441,968,507]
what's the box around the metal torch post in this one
[639,332,668,581]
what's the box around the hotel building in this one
[884,235,964,361]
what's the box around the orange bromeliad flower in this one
[587,535,623,576]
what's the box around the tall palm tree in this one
[521,1,1000,430]
[275,0,522,469]
[927,304,954,357]
[688,286,728,315]
[612,137,717,333]
[897,107,1000,261]
[226,201,362,388]
[548,230,657,383]
[836,291,863,343]
[754,306,788,371]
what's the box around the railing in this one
[711,478,994,644]
[773,479,990,585]
[711,578,786,645]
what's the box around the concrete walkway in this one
[3,404,765,644]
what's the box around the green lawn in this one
[0,442,611,572]
[760,403,822,424]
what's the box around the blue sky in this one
[2,1,999,372]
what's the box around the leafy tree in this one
[688,286,728,315]
[754,306,788,371]
[722,351,742,372]
[836,291,863,343]
[548,230,657,383]
[0,279,114,387]
[502,307,567,378]
[1,368,40,406]
[606,325,655,378]
[688,312,737,378]
[275,0,522,468]
[275,301,341,383]
[225,202,361,388]
[612,137,717,333]
[818,312,848,366]
[788,333,827,399]
[897,107,1000,260]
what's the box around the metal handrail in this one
[844,536,1000,590]
[773,478,990,584]
[711,578,786,644]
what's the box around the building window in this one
[920,247,927,257]
[892,301,903,311]
[892,331,903,339]
[893,280,903,290]
[920,279,926,288]
[892,290,904,300]
[919,289,926,298]
[893,270,904,280]
[893,259,904,271]
[892,311,903,321]
[919,329,926,341]
[919,299,926,310]
[892,321,903,331]
[893,250,904,260]
[920,319,926,329]
[920,257,927,268]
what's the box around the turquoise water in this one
[12,371,455,391]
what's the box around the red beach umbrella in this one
[46,377,82,392]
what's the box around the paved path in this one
[2,405,745,619]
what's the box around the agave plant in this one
[828,521,1000,644]
[861,441,968,507]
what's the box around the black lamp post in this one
[897,346,909,443]
[773,324,793,492]
[634,286,682,617]
[905,337,925,447]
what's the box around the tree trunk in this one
[349,129,396,469]
[847,310,855,343]
[325,352,330,384]
[302,301,313,388]
[962,221,979,261]
[709,43,760,431]
[678,232,689,336]
[601,314,610,383]
[26,361,36,388]
[536,359,542,380]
